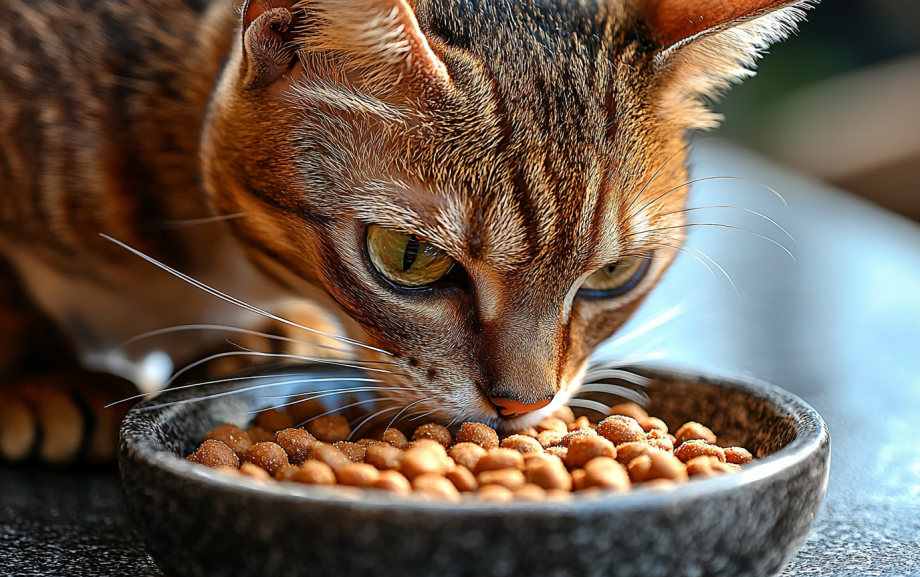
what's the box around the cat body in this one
[0,0,813,442]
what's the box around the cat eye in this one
[578,255,650,298]
[366,225,455,288]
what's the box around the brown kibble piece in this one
[551,405,576,424]
[557,428,596,448]
[448,443,487,470]
[686,455,742,477]
[537,417,568,433]
[564,436,617,469]
[545,446,568,460]
[568,416,592,431]
[523,455,572,491]
[256,409,294,433]
[336,463,381,487]
[454,422,499,449]
[412,473,460,501]
[273,428,316,465]
[374,470,411,493]
[291,461,337,485]
[674,439,726,463]
[274,464,300,481]
[648,436,675,453]
[615,441,659,465]
[400,442,452,480]
[627,451,688,483]
[307,415,351,442]
[597,415,647,445]
[500,435,543,454]
[205,424,252,458]
[517,427,540,438]
[583,457,630,491]
[380,428,408,449]
[365,443,404,470]
[473,448,524,474]
[309,442,351,471]
[477,484,514,502]
[571,468,587,491]
[246,425,274,443]
[286,398,326,425]
[188,439,240,469]
[675,421,717,445]
[242,441,289,476]
[476,468,525,490]
[537,430,566,448]
[239,462,271,480]
[638,417,669,434]
[513,484,547,501]
[412,423,453,447]
[334,441,366,462]
[724,446,754,465]
[446,465,478,492]
[607,402,648,421]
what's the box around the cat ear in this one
[238,0,450,94]
[636,0,814,130]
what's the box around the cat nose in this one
[489,396,553,417]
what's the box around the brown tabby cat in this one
[0,0,813,462]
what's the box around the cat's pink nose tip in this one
[489,397,553,417]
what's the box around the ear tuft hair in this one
[652,0,816,130]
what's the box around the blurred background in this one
[714,0,920,221]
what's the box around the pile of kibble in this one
[187,401,753,501]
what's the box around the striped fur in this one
[1,0,813,439]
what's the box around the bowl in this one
[118,364,830,577]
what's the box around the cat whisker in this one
[621,145,690,217]
[290,397,382,427]
[384,398,429,432]
[572,383,649,406]
[165,350,392,389]
[566,398,613,414]
[135,377,383,411]
[645,239,739,297]
[597,304,684,353]
[152,212,248,230]
[579,370,652,387]
[348,405,403,441]
[634,223,796,262]
[257,385,416,401]
[407,408,440,423]
[657,205,797,245]
[115,324,386,360]
[100,234,396,357]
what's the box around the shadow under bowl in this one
[119,364,830,577]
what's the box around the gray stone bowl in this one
[119,364,830,577]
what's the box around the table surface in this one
[2,141,919,576]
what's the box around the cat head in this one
[201,0,811,429]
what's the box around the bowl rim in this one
[121,363,829,516]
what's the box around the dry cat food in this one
[187,402,755,501]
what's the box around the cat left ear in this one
[634,0,814,130]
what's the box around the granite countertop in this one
[2,142,919,575]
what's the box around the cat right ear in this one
[238,0,452,95]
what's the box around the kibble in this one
[500,435,543,454]
[242,441,289,476]
[675,421,717,445]
[307,415,351,442]
[674,439,726,463]
[189,402,755,500]
[597,415,647,445]
[205,424,252,458]
[365,443,404,470]
[256,409,294,433]
[380,428,409,449]
[188,439,240,469]
[564,436,617,469]
[413,423,452,447]
[724,446,754,465]
[273,428,316,465]
[448,442,487,470]
[454,422,499,449]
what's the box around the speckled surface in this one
[114,365,829,577]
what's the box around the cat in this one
[0,0,813,463]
